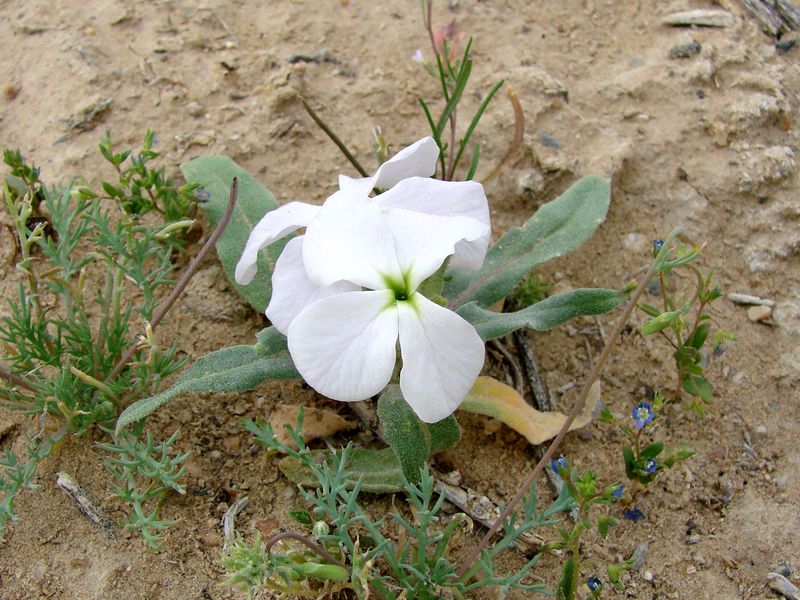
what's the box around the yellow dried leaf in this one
[460,376,600,445]
[269,404,357,449]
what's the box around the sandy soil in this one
[0,0,799,598]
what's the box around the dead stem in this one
[0,363,38,393]
[488,338,525,396]
[482,85,525,184]
[456,238,673,579]
[299,97,368,177]
[105,178,239,386]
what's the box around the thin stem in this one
[105,178,239,384]
[446,108,457,181]
[0,363,38,393]
[457,233,677,578]
[265,531,344,568]
[299,97,368,177]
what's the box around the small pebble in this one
[756,425,768,434]
[643,570,654,581]
[686,565,697,575]
[223,435,241,452]
[748,305,772,322]
[199,532,222,548]
[255,518,279,535]
[3,84,21,100]
[777,39,797,55]
[669,41,701,59]
[69,558,91,569]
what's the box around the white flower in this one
[235,137,490,334]
[287,192,488,423]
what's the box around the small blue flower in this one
[653,239,665,254]
[550,455,568,474]
[632,401,655,430]
[587,577,603,592]
[643,458,658,474]
[624,508,645,522]
[611,484,624,499]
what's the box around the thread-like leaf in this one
[116,328,298,433]
[181,156,286,313]
[445,175,611,308]
[458,288,622,341]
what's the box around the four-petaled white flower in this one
[234,137,491,422]
[288,192,488,423]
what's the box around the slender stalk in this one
[264,531,344,568]
[0,363,38,393]
[299,97,368,177]
[105,178,239,384]
[456,232,680,578]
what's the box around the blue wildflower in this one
[632,401,655,430]
[643,458,658,474]
[587,577,603,593]
[611,484,624,499]
[624,508,645,522]
[653,239,664,255]
[550,455,567,474]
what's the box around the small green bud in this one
[640,310,681,335]
[312,520,330,539]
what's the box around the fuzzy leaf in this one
[598,514,618,539]
[116,328,298,433]
[682,373,713,402]
[429,416,461,453]
[557,557,577,600]
[181,156,286,313]
[376,385,460,483]
[458,288,622,341]
[279,448,405,493]
[640,441,664,460]
[622,446,636,479]
[446,175,610,308]
[459,376,600,444]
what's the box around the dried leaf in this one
[459,376,600,445]
[270,404,356,449]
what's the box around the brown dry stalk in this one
[482,85,525,184]
[456,254,664,578]
[105,178,239,385]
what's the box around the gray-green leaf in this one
[115,328,299,433]
[279,447,406,493]
[377,384,460,484]
[458,288,623,341]
[445,175,611,308]
[181,156,286,313]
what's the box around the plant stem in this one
[299,97,368,177]
[105,178,239,385]
[456,231,680,579]
[264,531,345,568]
[0,363,37,393]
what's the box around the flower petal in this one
[235,201,320,285]
[302,191,402,288]
[288,290,399,401]
[338,137,439,195]
[376,177,489,224]
[377,177,490,270]
[387,208,489,291]
[397,294,485,423]
[266,236,359,334]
